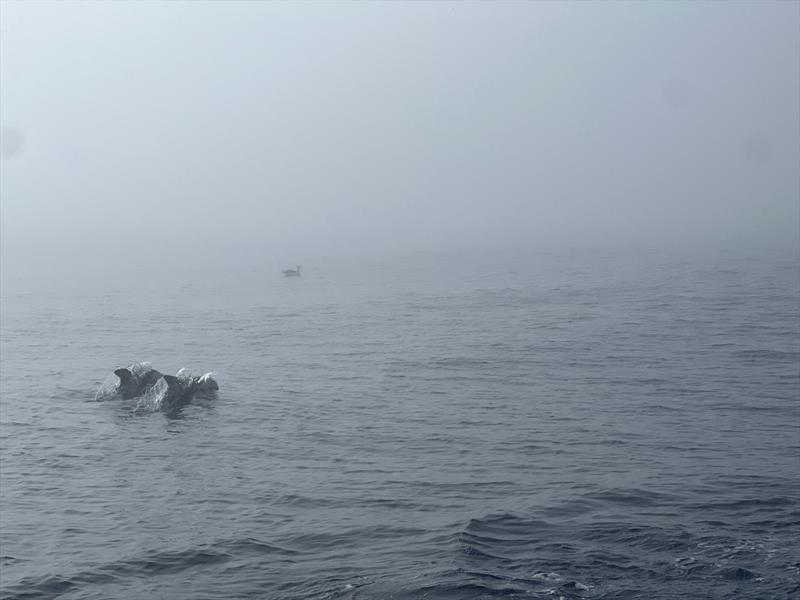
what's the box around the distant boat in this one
[282,266,301,277]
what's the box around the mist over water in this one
[1,1,799,599]
[1,1,798,276]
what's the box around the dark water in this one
[1,246,798,599]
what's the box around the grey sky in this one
[1,1,798,275]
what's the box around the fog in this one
[1,1,798,282]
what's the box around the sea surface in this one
[1,245,798,599]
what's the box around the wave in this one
[733,349,800,363]
[0,538,297,600]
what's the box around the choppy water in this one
[1,246,798,599]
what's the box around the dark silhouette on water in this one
[96,364,218,407]
[111,364,163,399]
[282,266,301,277]
[160,372,219,416]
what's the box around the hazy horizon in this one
[1,1,798,282]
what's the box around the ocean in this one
[1,244,798,599]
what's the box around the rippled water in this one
[1,246,798,599]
